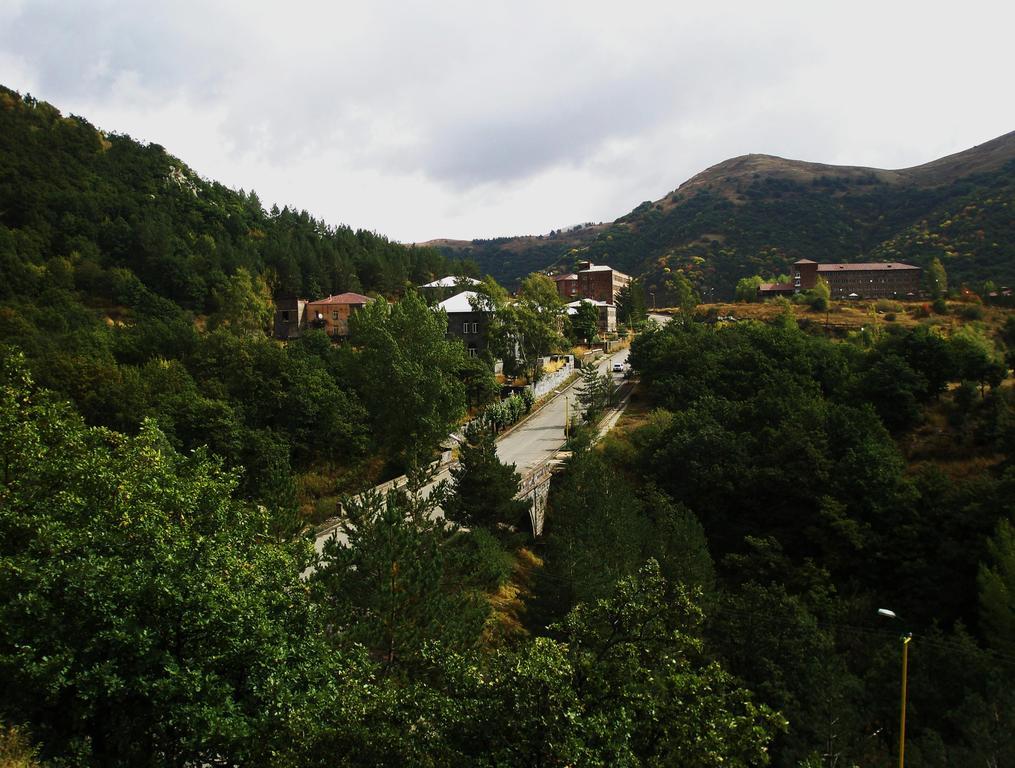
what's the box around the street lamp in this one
[649,291,656,310]
[878,608,912,768]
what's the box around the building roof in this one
[758,282,794,292]
[308,292,373,305]
[566,299,611,307]
[420,276,481,288]
[580,264,615,273]
[438,290,487,314]
[553,273,578,281]
[794,258,817,265]
[816,262,919,272]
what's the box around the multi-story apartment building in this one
[793,259,922,299]
[575,261,631,304]
[439,291,492,358]
[553,273,579,300]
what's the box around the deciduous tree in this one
[350,290,467,468]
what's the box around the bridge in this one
[514,453,568,536]
[310,345,635,562]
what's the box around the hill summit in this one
[434,131,1015,299]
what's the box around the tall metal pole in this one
[899,633,912,768]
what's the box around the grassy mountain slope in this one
[434,132,1015,298]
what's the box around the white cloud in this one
[2,0,1014,241]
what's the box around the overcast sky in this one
[2,1,1014,242]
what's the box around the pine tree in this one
[446,421,530,531]
[979,515,1015,657]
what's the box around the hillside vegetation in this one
[435,132,1015,298]
[0,85,485,518]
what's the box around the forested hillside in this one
[0,86,479,306]
[0,86,491,510]
[434,133,1015,298]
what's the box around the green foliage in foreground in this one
[0,350,337,766]
[0,349,780,766]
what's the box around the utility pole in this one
[898,633,912,768]
[878,609,912,768]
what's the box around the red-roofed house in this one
[275,292,374,339]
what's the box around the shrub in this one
[932,298,949,315]
[478,391,532,433]
[520,388,535,411]
[876,299,903,313]
[455,528,515,590]
[959,304,984,320]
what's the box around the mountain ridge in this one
[431,130,1015,298]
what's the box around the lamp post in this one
[878,608,912,768]
[649,291,656,310]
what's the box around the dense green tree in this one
[927,255,948,299]
[575,362,616,423]
[979,514,1015,657]
[206,266,274,335]
[445,421,530,532]
[456,354,500,409]
[708,575,863,768]
[444,561,782,767]
[0,351,336,767]
[570,299,599,343]
[734,274,763,302]
[350,291,466,468]
[615,278,648,326]
[540,449,653,610]
[667,269,699,319]
[807,276,830,311]
[311,475,488,672]
[487,273,566,382]
[950,325,1008,395]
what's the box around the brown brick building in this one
[574,261,631,304]
[793,259,922,299]
[553,273,579,300]
[306,293,373,337]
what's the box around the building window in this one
[471,322,478,333]
[281,310,290,322]
[467,345,477,358]
[332,310,339,320]
[462,322,469,334]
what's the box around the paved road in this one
[308,347,631,567]
[496,348,629,474]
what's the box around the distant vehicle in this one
[612,363,624,373]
